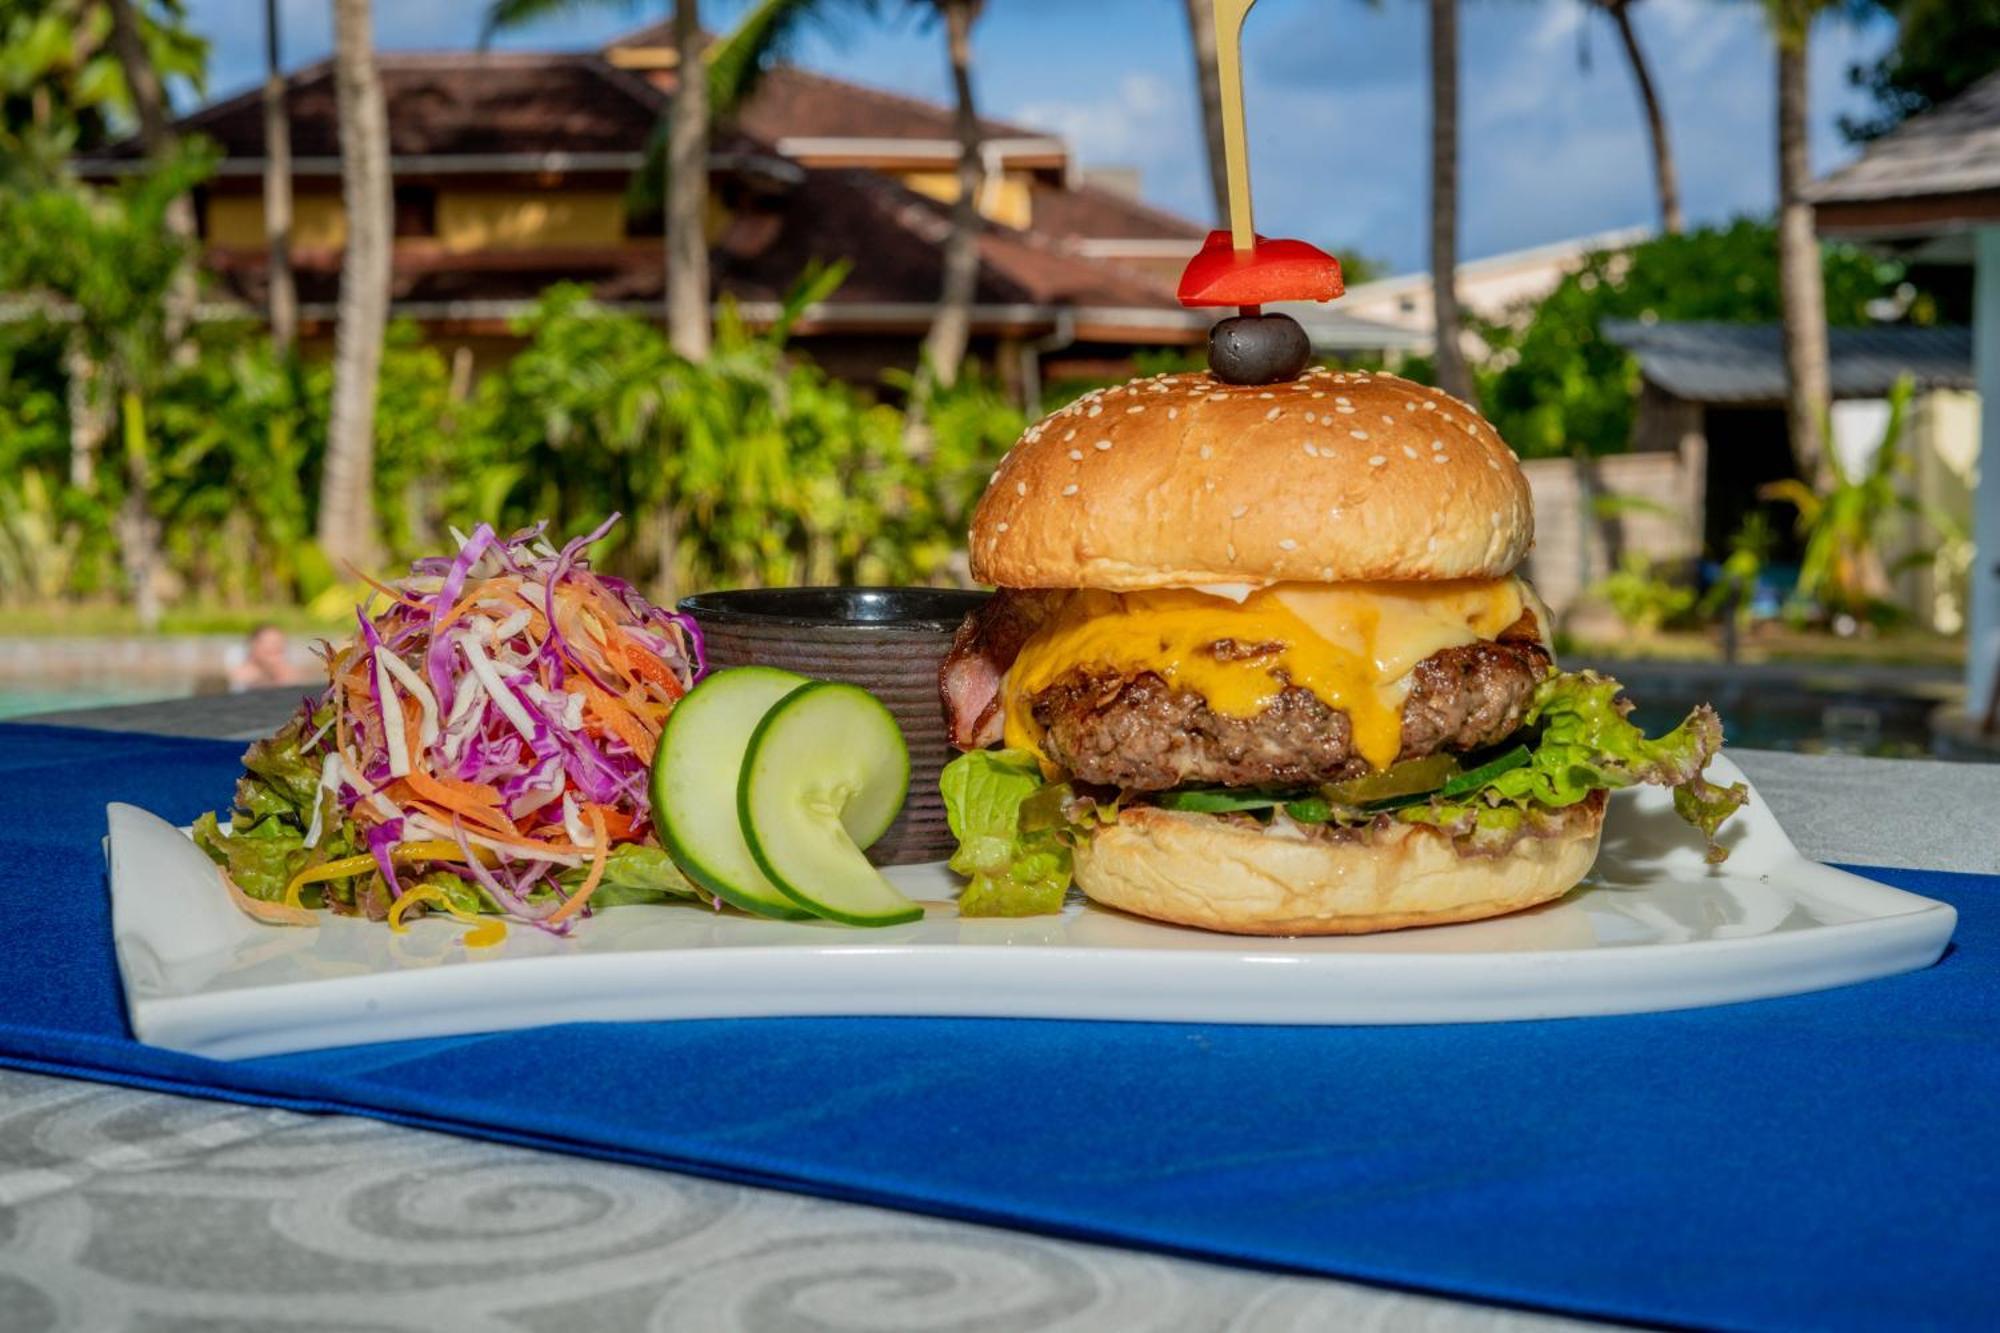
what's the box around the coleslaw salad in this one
[194,517,708,945]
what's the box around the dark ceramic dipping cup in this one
[678,587,989,865]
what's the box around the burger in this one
[936,366,1745,935]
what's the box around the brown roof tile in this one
[89,54,669,164]
[1027,180,1206,242]
[607,24,1046,143]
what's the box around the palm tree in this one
[263,0,297,351]
[1587,0,1681,234]
[1427,0,1474,404]
[319,0,392,570]
[1767,0,1833,490]
[665,1,710,359]
[1181,0,1229,224]
[484,0,868,360]
[918,0,984,389]
[103,0,197,345]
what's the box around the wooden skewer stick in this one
[1212,0,1260,254]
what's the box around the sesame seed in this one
[989,470,1001,483]
[1402,445,1418,459]
[1350,429,1370,440]
[1432,439,1444,451]
[1016,481,1028,496]
[1404,402,1416,411]
[1442,414,1456,425]
[1427,537,1439,552]
[1209,393,1228,402]
[1304,443,1319,457]
[1068,449,1083,461]
[1227,542,1238,560]
[1266,407,1282,421]
[1087,404,1103,417]
[1487,457,1501,470]
[1094,439,1113,451]
[1311,392,1326,400]
[1304,412,1318,423]
[1320,566,1335,579]
[1422,400,1437,411]
[1231,504,1249,519]
[996,522,1010,533]
[1064,429,1076,441]
[1335,405,1356,415]
[1279,538,1298,551]
[1259,392,1276,400]
[1127,405,1146,414]
[1382,415,1394,425]
[1167,407,1179,421]
[1061,483,1079,496]
[1368,455,1387,467]
[1335,396,1351,406]
[1434,454,1450,464]
[1199,444,1213,460]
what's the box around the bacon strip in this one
[939,590,1064,750]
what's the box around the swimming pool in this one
[0,685,193,722]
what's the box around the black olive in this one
[1207,313,1312,385]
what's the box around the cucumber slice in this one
[737,681,919,927]
[651,666,814,920]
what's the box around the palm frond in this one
[480,0,643,51]
[709,0,881,116]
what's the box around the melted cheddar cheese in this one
[1001,579,1530,774]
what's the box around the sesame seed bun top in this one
[968,368,1535,590]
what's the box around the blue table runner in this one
[2,721,1994,1331]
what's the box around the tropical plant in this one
[320,0,391,571]
[0,144,213,625]
[1595,552,1696,636]
[1698,510,1777,629]
[1759,376,1951,623]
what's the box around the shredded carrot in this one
[548,806,610,925]
[398,767,508,823]
[620,637,686,700]
[434,575,522,632]
[578,677,658,765]
[344,561,429,610]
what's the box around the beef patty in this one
[1028,637,1550,791]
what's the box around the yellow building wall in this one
[900,170,1034,230]
[206,193,347,250]
[435,190,627,251]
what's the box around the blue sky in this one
[180,0,1897,275]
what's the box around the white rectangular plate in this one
[106,755,1956,1059]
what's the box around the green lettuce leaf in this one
[940,748,1077,917]
[557,844,706,910]
[1409,669,1747,858]
[192,704,361,907]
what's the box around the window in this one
[394,185,438,238]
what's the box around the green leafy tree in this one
[1477,220,1908,461]
[1844,0,2000,141]
[0,144,214,624]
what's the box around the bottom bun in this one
[1073,797,1605,936]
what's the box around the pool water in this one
[0,685,191,722]
[1601,665,1985,763]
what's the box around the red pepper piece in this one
[1176,229,1345,308]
